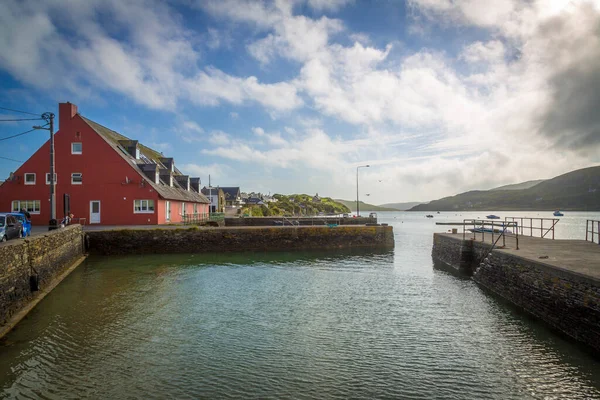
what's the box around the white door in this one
[90,201,101,224]
[165,201,171,221]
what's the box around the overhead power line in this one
[0,106,41,117]
[0,155,24,163]
[0,118,43,122]
[0,124,48,142]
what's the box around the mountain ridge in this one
[409,166,600,211]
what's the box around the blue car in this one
[0,213,24,242]
[8,213,31,237]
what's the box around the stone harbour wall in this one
[473,252,600,354]
[432,233,600,354]
[224,216,376,227]
[0,225,84,328]
[432,233,491,274]
[87,225,394,255]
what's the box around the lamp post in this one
[34,112,56,223]
[356,164,370,217]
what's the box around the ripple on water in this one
[0,248,599,399]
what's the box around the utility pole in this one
[35,112,56,223]
[356,165,370,217]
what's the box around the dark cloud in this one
[538,5,600,153]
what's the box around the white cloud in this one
[307,0,353,12]
[0,0,302,114]
[187,67,302,111]
[209,130,232,146]
[179,163,231,182]
[461,40,505,64]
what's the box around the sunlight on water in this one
[1,211,599,399]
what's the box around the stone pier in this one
[433,232,600,354]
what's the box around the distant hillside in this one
[409,166,600,211]
[490,179,545,191]
[241,194,350,216]
[335,199,398,212]
[379,202,423,210]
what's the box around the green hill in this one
[241,194,350,216]
[490,179,545,191]
[379,201,423,210]
[334,199,398,212]
[409,166,600,211]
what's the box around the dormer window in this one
[155,171,159,184]
[136,148,140,159]
[169,176,173,187]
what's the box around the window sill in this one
[134,211,155,214]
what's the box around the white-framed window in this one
[24,173,36,185]
[134,199,155,213]
[71,142,82,154]
[46,173,57,184]
[181,202,186,216]
[71,173,83,184]
[165,201,171,221]
[135,148,140,159]
[155,171,160,184]
[169,176,173,187]
[12,200,41,214]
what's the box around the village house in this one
[0,102,210,225]
[201,186,225,213]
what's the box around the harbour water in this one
[1,211,599,399]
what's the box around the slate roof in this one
[81,116,209,204]
[221,187,241,200]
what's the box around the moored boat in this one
[553,210,564,217]
[486,215,500,219]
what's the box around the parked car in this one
[9,212,31,236]
[0,213,24,242]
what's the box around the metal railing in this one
[586,220,600,244]
[463,219,519,250]
[210,212,225,222]
[182,213,209,225]
[504,217,559,239]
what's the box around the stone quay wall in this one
[224,216,376,227]
[474,252,600,354]
[87,225,394,255]
[432,233,600,354]
[432,233,490,274]
[0,225,84,328]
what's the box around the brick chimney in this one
[59,102,78,131]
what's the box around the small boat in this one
[469,227,512,234]
[426,215,434,218]
[486,215,500,219]
[553,210,564,217]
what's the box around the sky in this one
[1,0,599,205]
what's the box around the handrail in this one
[586,220,600,244]
[504,217,559,239]
[182,213,210,225]
[463,219,519,250]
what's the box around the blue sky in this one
[1,0,599,204]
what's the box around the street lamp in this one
[33,112,56,223]
[356,164,370,217]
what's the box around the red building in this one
[0,102,209,225]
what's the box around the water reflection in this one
[1,220,599,399]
